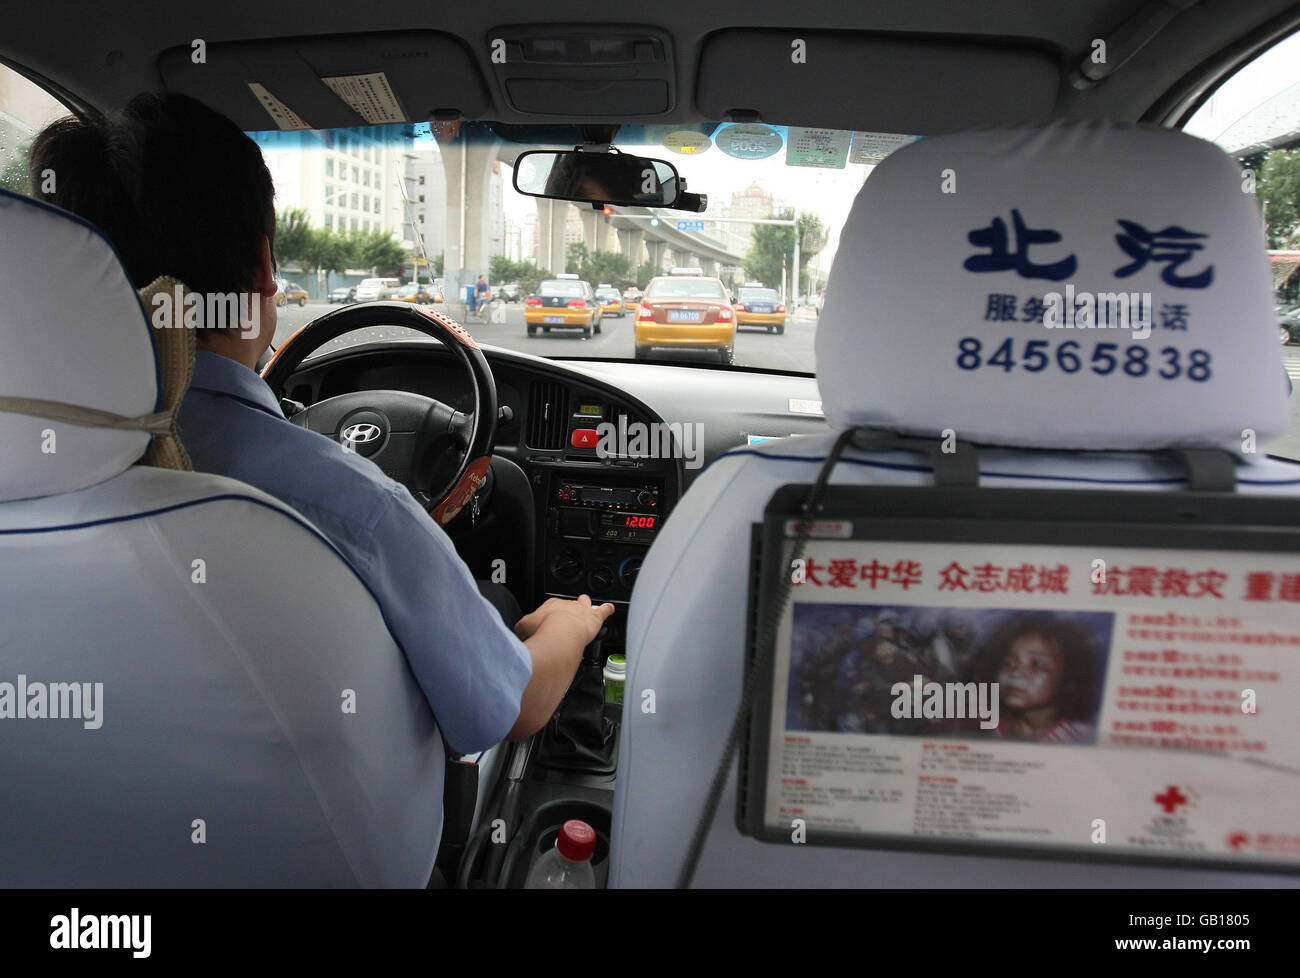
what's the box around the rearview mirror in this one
[513,150,681,208]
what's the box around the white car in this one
[353,277,400,302]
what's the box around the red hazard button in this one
[571,428,599,449]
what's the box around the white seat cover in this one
[0,189,443,886]
[0,468,444,886]
[611,122,1300,888]
[816,121,1287,453]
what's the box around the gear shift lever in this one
[536,626,619,773]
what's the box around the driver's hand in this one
[514,594,613,644]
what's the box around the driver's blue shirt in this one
[178,349,532,754]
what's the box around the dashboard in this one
[281,339,829,648]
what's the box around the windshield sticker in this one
[785,127,850,169]
[788,398,824,415]
[849,131,920,165]
[321,72,407,125]
[716,124,784,160]
[246,83,311,130]
[663,130,711,155]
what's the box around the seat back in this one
[0,189,443,886]
[611,122,1300,887]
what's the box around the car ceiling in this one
[4,1,1299,134]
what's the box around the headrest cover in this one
[815,122,1287,453]
[0,191,160,502]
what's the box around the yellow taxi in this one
[275,280,308,307]
[733,283,787,334]
[525,273,603,338]
[394,283,433,304]
[597,285,624,318]
[623,287,642,311]
[634,268,736,364]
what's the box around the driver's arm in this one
[510,595,614,739]
[338,474,545,754]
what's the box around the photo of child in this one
[964,612,1110,744]
[786,603,1112,744]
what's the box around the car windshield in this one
[248,121,913,373]
[737,288,779,302]
[647,278,727,299]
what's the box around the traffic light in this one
[602,206,612,217]
[649,217,659,227]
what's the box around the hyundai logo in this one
[341,422,382,445]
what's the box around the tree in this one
[796,212,827,273]
[635,261,659,289]
[433,250,444,276]
[1257,149,1300,249]
[489,253,518,283]
[565,242,589,275]
[274,208,314,268]
[560,244,630,284]
[743,207,825,293]
[304,228,357,288]
[518,263,550,297]
[350,228,408,275]
[584,250,631,285]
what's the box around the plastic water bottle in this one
[524,820,597,889]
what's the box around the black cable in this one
[675,426,865,888]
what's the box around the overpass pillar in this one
[579,208,613,254]
[699,258,718,277]
[536,198,570,273]
[442,137,502,302]
[619,226,646,268]
[644,239,669,274]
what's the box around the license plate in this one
[750,305,772,314]
[668,310,702,323]
[544,316,564,323]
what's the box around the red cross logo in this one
[1154,785,1188,814]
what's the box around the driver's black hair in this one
[28,92,276,315]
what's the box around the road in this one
[273,300,1300,463]
[272,300,819,373]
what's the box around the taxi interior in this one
[2,0,1299,890]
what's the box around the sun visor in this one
[158,31,491,131]
[697,29,1060,134]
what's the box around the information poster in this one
[848,131,920,165]
[760,537,1300,868]
[784,127,850,168]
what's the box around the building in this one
[720,182,777,250]
[524,212,539,263]
[504,221,523,263]
[407,152,447,270]
[258,127,412,241]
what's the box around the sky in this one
[1182,31,1300,147]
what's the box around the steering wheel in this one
[261,301,497,526]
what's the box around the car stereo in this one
[545,479,664,603]
[554,482,660,512]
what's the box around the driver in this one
[28,94,610,784]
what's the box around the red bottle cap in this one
[557,820,597,862]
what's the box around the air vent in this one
[527,381,567,449]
